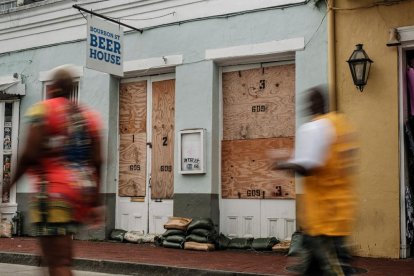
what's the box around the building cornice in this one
[0,0,308,54]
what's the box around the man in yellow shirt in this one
[274,87,358,276]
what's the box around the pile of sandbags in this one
[160,217,192,249]
[184,218,217,251]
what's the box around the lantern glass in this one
[347,44,373,91]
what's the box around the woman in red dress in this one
[4,67,104,276]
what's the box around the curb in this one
[0,252,279,276]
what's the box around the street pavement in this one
[0,263,128,276]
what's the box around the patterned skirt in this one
[29,192,79,236]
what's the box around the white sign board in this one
[86,15,124,77]
[178,129,206,174]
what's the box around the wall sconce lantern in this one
[347,44,373,92]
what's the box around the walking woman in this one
[3,67,104,276]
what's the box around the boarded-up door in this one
[222,64,296,199]
[118,81,147,197]
[151,79,175,199]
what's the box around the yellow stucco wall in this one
[335,0,414,258]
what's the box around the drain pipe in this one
[327,0,337,111]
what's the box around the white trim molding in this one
[38,65,84,82]
[123,55,183,77]
[205,37,304,65]
[398,25,414,43]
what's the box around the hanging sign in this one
[86,14,124,77]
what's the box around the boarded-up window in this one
[222,64,296,199]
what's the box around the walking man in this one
[273,86,358,276]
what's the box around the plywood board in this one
[223,64,295,140]
[221,138,295,199]
[119,133,147,197]
[119,81,147,134]
[151,79,175,199]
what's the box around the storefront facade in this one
[332,0,414,258]
[0,0,328,242]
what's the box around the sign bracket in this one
[73,4,143,34]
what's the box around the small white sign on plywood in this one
[179,129,206,174]
[86,15,124,77]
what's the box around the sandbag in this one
[184,241,215,251]
[154,235,165,247]
[190,228,217,238]
[251,237,279,251]
[162,240,183,249]
[0,220,12,238]
[288,231,303,256]
[166,235,186,244]
[187,218,214,232]
[272,240,291,253]
[217,233,231,250]
[109,229,127,242]
[124,230,144,243]
[185,234,213,243]
[141,234,156,243]
[162,229,186,237]
[228,237,254,249]
[164,217,192,231]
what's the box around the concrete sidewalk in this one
[0,238,413,275]
[0,263,128,276]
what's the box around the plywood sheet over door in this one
[222,64,295,199]
[151,79,175,199]
[222,138,295,199]
[223,64,295,140]
[118,81,147,197]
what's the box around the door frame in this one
[117,73,175,233]
[398,42,414,258]
[0,100,20,220]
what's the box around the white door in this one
[219,63,296,240]
[0,101,20,221]
[116,74,175,234]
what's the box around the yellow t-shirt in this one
[303,112,358,236]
